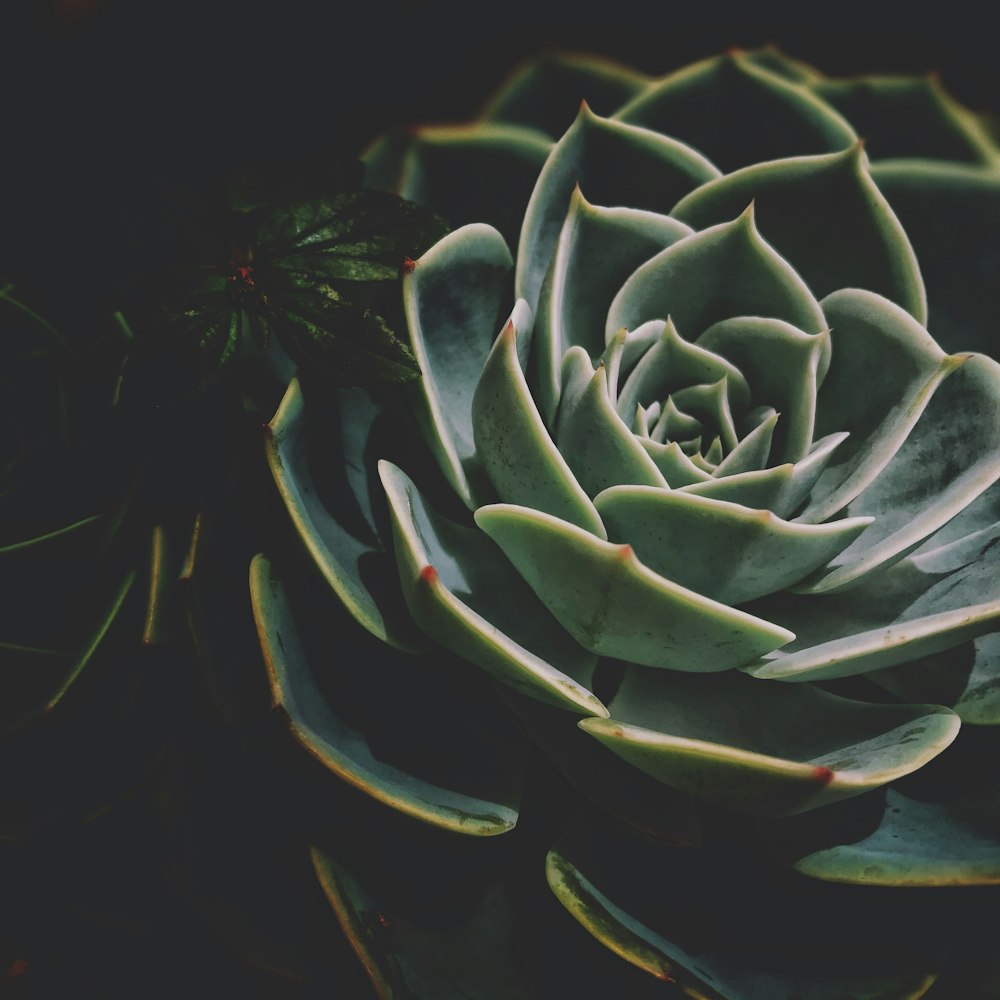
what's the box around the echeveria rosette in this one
[253,50,1000,998]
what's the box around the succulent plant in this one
[243,50,1000,997]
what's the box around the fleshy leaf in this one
[798,289,958,525]
[580,668,960,815]
[250,555,519,835]
[594,486,872,605]
[614,52,857,173]
[747,532,1000,682]
[872,160,1000,356]
[533,188,692,423]
[555,349,667,497]
[812,75,1000,165]
[516,104,719,311]
[606,207,826,346]
[312,846,531,1000]
[712,412,778,476]
[797,351,1000,592]
[680,464,794,511]
[379,461,606,716]
[547,847,938,998]
[615,318,749,428]
[265,378,422,650]
[472,320,605,537]
[481,51,651,136]
[871,632,1000,725]
[698,319,828,464]
[396,123,552,251]
[672,146,927,322]
[402,223,515,508]
[637,439,713,487]
[767,785,1000,886]
[474,504,794,671]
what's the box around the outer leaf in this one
[798,352,1000,593]
[250,555,519,835]
[614,52,857,173]
[401,223,515,508]
[547,849,937,999]
[547,847,938,999]
[812,75,1000,165]
[396,123,552,251]
[379,461,606,716]
[265,378,422,650]
[872,160,1000,356]
[767,785,1000,886]
[474,504,794,671]
[481,51,652,136]
[581,668,960,815]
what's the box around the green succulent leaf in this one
[516,104,719,311]
[481,52,652,136]
[547,845,940,998]
[472,319,606,537]
[594,486,872,605]
[798,351,1000,593]
[250,554,519,835]
[401,223,514,508]
[766,785,1000,886]
[532,188,692,423]
[614,52,858,173]
[872,160,1000,356]
[264,377,423,650]
[474,504,794,671]
[581,668,960,815]
[672,146,928,323]
[606,207,825,346]
[812,75,1000,165]
[556,348,668,497]
[747,528,1000,682]
[312,846,530,1000]
[379,461,606,716]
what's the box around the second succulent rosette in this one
[249,50,1000,997]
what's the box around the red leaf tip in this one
[4,959,28,978]
[812,766,834,786]
[617,544,633,560]
[403,257,417,274]
[419,565,439,584]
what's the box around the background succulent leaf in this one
[481,52,652,136]
[765,784,1000,887]
[265,377,424,650]
[812,76,1000,165]
[251,554,521,835]
[871,161,1000,356]
[614,52,857,172]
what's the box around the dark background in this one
[6,1,997,298]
